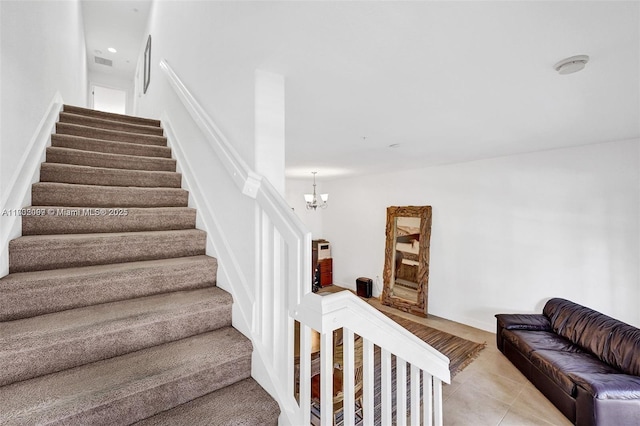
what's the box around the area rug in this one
[381,311,486,377]
[316,285,486,376]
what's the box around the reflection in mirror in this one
[382,206,432,317]
[392,216,421,301]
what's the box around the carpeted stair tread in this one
[22,206,196,235]
[32,182,189,207]
[40,163,182,188]
[59,112,164,136]
[0,287,232,386]
[0,255,217,321]
[134,378,280,426]
[9,229,206,273]
[52,134,172,158]
[57,122,167,147]
[0,328,252,426]
[63,104,161,128]
[46,146,176,172]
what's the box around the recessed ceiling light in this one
[554,55,589,75]
[107,47,117,53]
[94,49,102,55]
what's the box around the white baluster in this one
[423,372,433,426]
[362,339,375,426]
[343,329,355,426]
[410,364,420,426]
[320,331,333,426]
[381,349,392,425]
[299,323,312,426]
[397,357,407,426]
[433,378,443,426]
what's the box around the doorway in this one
[91,84,126,114]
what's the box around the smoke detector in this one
[554,55,589,75]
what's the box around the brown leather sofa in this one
[496,298,640,425]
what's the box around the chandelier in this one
[304,172,328,210]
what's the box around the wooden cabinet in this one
[317,258,333,287]
[312,240,332,290]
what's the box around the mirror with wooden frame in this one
[381,206,432,317]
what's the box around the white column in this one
[254,69,285,195]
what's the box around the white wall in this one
[88,71,134,115]
[133,0,262,293]
[133,1,273,168]
[319,140,640,331]
[0,0,87,200]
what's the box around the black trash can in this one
[356,277,373,298]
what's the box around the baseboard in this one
[0,92,63,277]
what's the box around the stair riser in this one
[133,378,281,426]
[67,355,252,426]
[22,207,196,235]
[52,135,172,158]
[47,147,176,172]
[9,231,206,273]
[59,112,164,136]
[63,105,161,127]
[32,183,189,208]
[57,123,167,147]
[1,298,231,386]
[40,163,182,188]
[0,257,217,321]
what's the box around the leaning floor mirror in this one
[381,206,432,317]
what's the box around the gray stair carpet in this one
[0,105,279,425]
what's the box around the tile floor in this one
[366,297,573,426]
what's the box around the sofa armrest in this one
[572,373,640,426]
[496,314,552,331]
[570,372,640,400]
[495,314,551,351]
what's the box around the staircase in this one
[0,106,280,425]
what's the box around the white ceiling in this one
[81,1,639,180]
[81,0,151,79]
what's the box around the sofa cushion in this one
[543,298,640,376]
[569,372,640,400]
[502,329,584,357]
[530,350,620,397]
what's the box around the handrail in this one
[295,291,450,425]
[159,58,450,425]
[159,60,263,199]
[295,291,450,380]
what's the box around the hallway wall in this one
[0,0,87,200]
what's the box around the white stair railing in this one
[159,59,450,425]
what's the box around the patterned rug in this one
[381,311,486,377]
